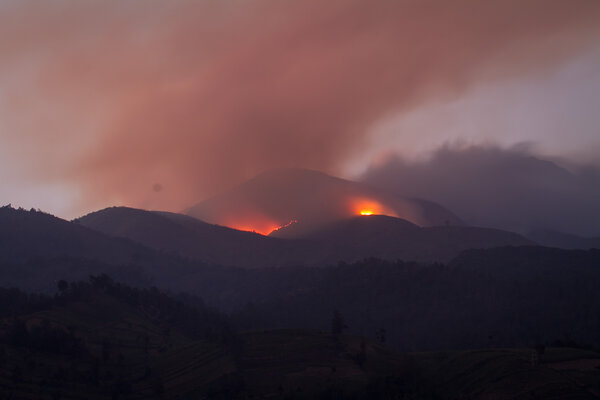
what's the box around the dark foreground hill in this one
[220,247,600,352]
[1,278,598,399]
[0,278,418,399]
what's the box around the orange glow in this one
[350,198,398,218]
[229,219,298,236]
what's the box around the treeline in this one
[0,276,240,399]
[1,275,237,351]
[2,247,600,353]
[220,248,600,352]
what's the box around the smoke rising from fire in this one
[1,0,600,217]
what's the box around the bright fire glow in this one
[230,219,298,236]
[350,198,398,218]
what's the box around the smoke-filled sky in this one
[1,0,600,220]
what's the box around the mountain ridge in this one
[186,167,464,237]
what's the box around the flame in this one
[275,219,298,231]
[350,198,397,218]
[229,219,298,236]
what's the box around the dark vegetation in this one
[0,277,432,399]
[225,247,600,351]
[0,276,241,399]
[1,276,599,399]
[2,205,600,398]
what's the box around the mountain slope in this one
[528,229,600,250]
[76,207,531,267]
[186,168,463,237]
[0,205,158,265]
[362,146,600,236]
[74,206,316,268]
[273,214,534,263]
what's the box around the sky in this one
[1,0,600,221]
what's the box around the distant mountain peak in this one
[187,168,463,237]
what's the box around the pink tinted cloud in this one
[1,0,599,215]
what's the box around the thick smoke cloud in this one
[362,145,600,237]
[1,0,600,216]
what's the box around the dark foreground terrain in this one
[2,206,600,398]
[1,278,599,399]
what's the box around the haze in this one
[1,0,600,224]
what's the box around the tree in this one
[57,280,69,294]
[376,328,386,344]
[331,310,347,338]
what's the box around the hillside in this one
[273,214,533,263]
[0,206,157,265]
[75,207,531,267]
[0,278,417,399]
[187,168,463,237]
[1,277,598,399]
[75,207,315,268]
[226,247,600,352]
[528,229,600,250]
[415,347,600,399]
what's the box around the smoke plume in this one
[1,0,600,216]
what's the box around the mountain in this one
[76,207,531,267]
[0,205,157,265]
[186,168,463,237]
[528,229,600,250]
[272,214,534,263]
[74,206,315,268]
[0,205,219,291]
[361,146,600,237]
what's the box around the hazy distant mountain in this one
[273,214,534,263]
[186,168,463,237]
[362,145,600,236]
[75,206,316,268]
[528,229,600,250]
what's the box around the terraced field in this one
[1,284,599,399]
[415,347,600,399]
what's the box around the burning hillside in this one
[186,168,462,237]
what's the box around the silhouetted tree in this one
[57,280,68,294]
[331,310,347,338]
[376,328,386,344]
